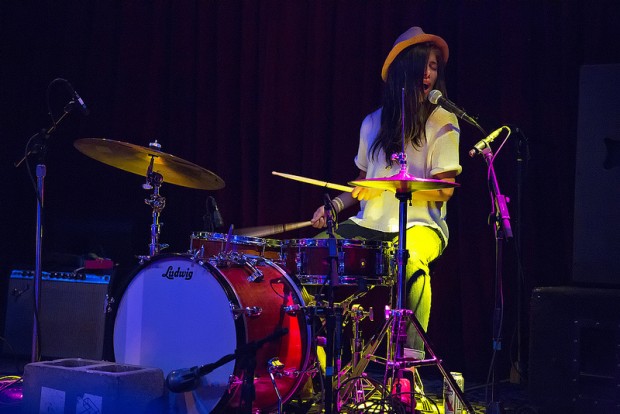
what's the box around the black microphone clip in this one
[208,196,224,230]
[469,126,506,157]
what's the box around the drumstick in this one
[235,221,312,237]
[272,171,353,193]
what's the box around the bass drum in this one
[111,254,311,413]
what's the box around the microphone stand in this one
[166,328,289,413]
[14,107,75,363]
[322,194,342,414]
[478,143,512,414]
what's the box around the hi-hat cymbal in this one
[74,138,225,190]
[349,171,459,193]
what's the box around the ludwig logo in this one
[162,266,193,280]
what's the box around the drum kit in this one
[72,138,474,414]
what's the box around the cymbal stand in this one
[141,150,167,257]
[365,152,476,414]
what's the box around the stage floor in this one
[0,356,537,414]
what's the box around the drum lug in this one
[376,251,384,275]
[190,244,205,260]
[338,251,345,274]
[136,255,152,265]
[230,304,263,319]
[244,260,264,282]
[215,251,247,267]
[246,268,264,283]
[228,374,241,390]
[295,251,305,276]
[283,303,303,316]
[104,294,115,313]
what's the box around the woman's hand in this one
[351,186,383,201]
[310,205,326,228]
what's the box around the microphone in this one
[166,328,288,393]
[165,366,202,393]
[428,90,478,128]
[469,126,505,157]
[208,196,224,230]
[63,80,90,115]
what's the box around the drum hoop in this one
[191,232,282,247]
[283,238,393,248]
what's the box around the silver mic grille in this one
[428,89,442,104]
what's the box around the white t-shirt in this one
[349,106,462,245]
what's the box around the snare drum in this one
[190,232,282,261]
[110,254,311,413]
[282,238,393,286]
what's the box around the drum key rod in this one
[230,305,263,319]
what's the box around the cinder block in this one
[22,358,165,414]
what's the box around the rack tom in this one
[282,238,393,286]
[190,232,282,261]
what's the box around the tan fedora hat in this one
[381,26,449,82]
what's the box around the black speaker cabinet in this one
[529,286,620,413]
[2,269,110,360]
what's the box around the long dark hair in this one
[370,42,447,165]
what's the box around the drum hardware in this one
[211,251,266,284]
[190,244,205,261]
[267,357,286,414]
[283,304,303,316]
[348,149,474,413]
[349,304,374,370]
[335,304,374,410]
[104,294,115,314]
[231,305,263,319]
[74,137,225,257]
[142,149,167,256]
[246,269,265,282]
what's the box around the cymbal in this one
[349,171,459,193]
[74,138,225,190]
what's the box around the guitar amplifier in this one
[2,269,111,359]
[529,286,620,413]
